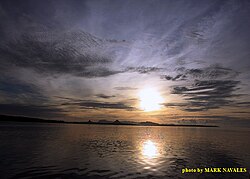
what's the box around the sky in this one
[0,0,250,126]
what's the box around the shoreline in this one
[0,114,218,128]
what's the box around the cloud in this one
[185,66,239,79]
[163,102,187,107]
[162,65,239,81]
[126,66,163,74]
[232,111,250,114]
[78,67,123,78]
[161,74,187,81]
[1,29,165,79]
[61,100,134,110]
[114,87,138,91]
[0,79,47,104]
[0,103,66,119]
[162,64,244,112]
[54,96,134,110]
[0,80,38,95]
[0,78,67,119]
[235,102,250,108]
[95,94,116,99]
[170,80,241,111]
[0,30,126,78]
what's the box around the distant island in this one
[0,114,218,127]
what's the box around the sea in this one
[0,123,249,178]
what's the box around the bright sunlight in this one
[139,88,164,112]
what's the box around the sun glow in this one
[139,88,164,112]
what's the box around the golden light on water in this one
[142,140,158,158]
[139,88,164,112]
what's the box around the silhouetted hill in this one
[112,120,121,124]
[139,121,160,126]
[88,120,93,123]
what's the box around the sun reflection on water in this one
[140,139,162,171]
[142,140,158,159]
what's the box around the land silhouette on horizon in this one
[0,114,218,127]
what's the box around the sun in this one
[139,88,164,112]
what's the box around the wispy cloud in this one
[114,87,138,91]
[162,65,239,81]
[61,100,134,111]
[95,94,116,99]
[170,80,241,111]
[126,66,163,74]
[54,96,134,110]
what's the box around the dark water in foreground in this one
[0,123,250,179]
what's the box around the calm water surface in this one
[0,123,250,178]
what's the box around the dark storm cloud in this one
[170,80,241,111]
